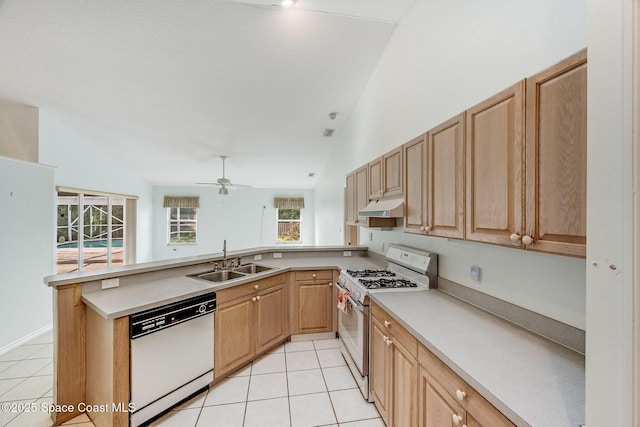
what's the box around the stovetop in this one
[358,278,418,289]
[346,269,396,278]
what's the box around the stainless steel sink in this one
[196,270,246,282]
[232,264,273,274]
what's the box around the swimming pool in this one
[58,238,124,248]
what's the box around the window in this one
[168,207,197,244]
[56,189,136,274]
[164,196,200,244]
[277,209,301,242]
[274,197,304,243]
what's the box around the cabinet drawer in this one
[294,270,333,281]
[418,345,515,427]
[218,273,287,305]
[372,303,417,358]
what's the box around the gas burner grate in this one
[358,278,418,289]
[346,269,396,278]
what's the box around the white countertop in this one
[370,291,585,427]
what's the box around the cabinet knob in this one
[455,389,466,401]
[425,225,432,232]
[312,273,317,278]
[252,297,257,302]
[384,320,391,328]
[509,233,521,243]
[386,338,392,347]
[452,414,463,425]
[328,282,333,287]
[256,295,261,301]
[254,284,259,290]
[522,235,534,245]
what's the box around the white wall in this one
[0,157,54,351]
[38,111,154,263]
[315,0,588,329]
[153,186,315,260]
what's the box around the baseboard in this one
[0,323,53,356]
[290,332,336,342]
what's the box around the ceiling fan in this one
[197,156,251,195]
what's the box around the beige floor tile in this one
[197,402,245,427]
[250,352,286,375]
[322,366,358,391]
[289,392,337,427]
[26,344,54,360]
[34,362,54,377]
[0,345,47,362]
[229,363,252,377]
[61,413,92,424]
[339,418,385,427]
[0,361,17,374]
[268,344,285,354]
[204,376,249,406]
[0,375,53,401]
[247,372,287,401]
[313,338,341,350]
[287,369,327,396]
[284,340,315,352]
[330,388,379,423]
[317,348,347,368]
[0,400,32,426]
[0,358,52,380]
[5,397,54,427]
[244,397,290,427]
[0,378,24,399]
[285,350,320,372]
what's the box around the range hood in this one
[359,197,404,218]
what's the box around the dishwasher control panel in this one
[130,292,216,339]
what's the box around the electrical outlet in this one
[102,278,119,289]
[254,254,262,261]
[273,252,282,259]
[343,251,352,257]
[368,232,373,241]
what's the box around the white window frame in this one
[167,207,198,245]
[276,208,302,244]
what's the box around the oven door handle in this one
[336,282,365,313]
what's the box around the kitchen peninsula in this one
[45,246,584,427]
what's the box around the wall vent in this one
[323,128,335,137]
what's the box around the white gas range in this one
[336,244,438,401]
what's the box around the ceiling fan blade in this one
[196,182,222,186]
[227,183,252,189]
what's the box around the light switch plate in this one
[273,252,282,259]
[102,278,119,289]
[343,251,352,257]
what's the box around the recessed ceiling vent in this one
[323,128,335,137]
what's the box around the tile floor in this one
[0,332,382,427]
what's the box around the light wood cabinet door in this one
[404,134,428,234]
[392,337,419,427]
[427,113,465,239]
[292,270,335,334]
[254,283,287,354]
[383,147,403,198]
[215,296,254,377]
[419,366,465,427]
[525,48,587,257]
[345,173,356,225]
[355,165,369,225]
[465,81,525,247]
[370,316,391,424]
[369,156,383,200]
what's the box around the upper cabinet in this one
[369,147,404,200]
[368,157,383,199]
[404,134,428,234]
[383,147,404,198]
[523,49,587,257]
[345,165,369,226]
[427,113,466,239]
[465,80,525,246]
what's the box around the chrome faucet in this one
[223,239,227,266]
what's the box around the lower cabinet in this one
[370,303,419,427]
[418,343,515,427]
[372,303,515,427]
[290,270,336,334]
[215,273,288,378]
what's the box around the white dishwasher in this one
[129,292,216,427]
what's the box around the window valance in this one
[163,196,200,209]
[274,197,305,209]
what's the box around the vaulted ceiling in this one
[0,0,415,188]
